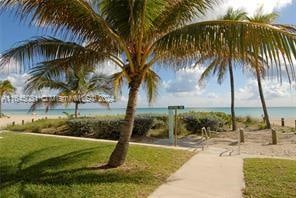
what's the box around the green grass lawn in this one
[0,132,194,198]
[244,158,296,198]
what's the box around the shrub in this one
[181,111,230,133]
[66,116,154,140]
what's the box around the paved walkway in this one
[150,147,244,198]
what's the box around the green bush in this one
[181,111,230,133]
[66,116,154,140]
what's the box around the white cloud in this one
[236,79,295,103]
[164,67,205,95]
[4,73,29,95]
[201,0,293,20]
[95,60,121,75]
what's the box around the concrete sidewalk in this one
[150,148,244,198]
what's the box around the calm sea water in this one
[2,107,295,119]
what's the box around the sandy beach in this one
[271,118,295,128]
[0,115,60,129]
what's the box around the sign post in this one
[168,106,184,146]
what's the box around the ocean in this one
[2,107,295,119]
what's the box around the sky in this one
[0,0,296,109]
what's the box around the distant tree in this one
[0,80,15,117]
[25,64,113,118]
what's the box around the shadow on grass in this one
[0,145,155,196]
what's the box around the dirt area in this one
[138,127,296,159]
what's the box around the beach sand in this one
[271,118,295,128]
[0,115,60,129]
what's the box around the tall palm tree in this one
[0,1,295,167]
[25,64,113,118]
[246,10,280,129]
[199,8,247,131]
[0,80,16,117]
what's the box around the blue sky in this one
[0,0,296,109]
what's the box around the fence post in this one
[239,128,245,143]
[271,129,277,145]
[281,118,285,127]
[22,120,24,125]
[206,127,211,138]
[32,119,34,123]
[12,121,15,126]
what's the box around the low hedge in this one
[181,111,230,133]
[66,116,154,140]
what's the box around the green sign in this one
[168,106,184,110]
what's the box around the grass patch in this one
[244,158,296,198]
[0,132,193,197]
[6,119,67,133]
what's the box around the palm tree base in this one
[107,141,130,168]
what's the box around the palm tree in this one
[199,8,247,131]
[25,64,113,118]
[0,80,15,117]
[246,10,280,129]
[0,1,295,167]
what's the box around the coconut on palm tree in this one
[0,0,295,167]
[0,80,15,117]
[25,64,113,118]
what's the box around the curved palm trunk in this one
[74,102,79,118]
[108,81,140,167]
[228,59,237,131]
[255,68,271,129]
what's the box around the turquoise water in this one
[2,107,295,119]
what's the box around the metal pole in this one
[174,109,177,146]
[238,128,241,155]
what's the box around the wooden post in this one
[271,129,277,145]
[45,116,48,120]
[206,127,211,138]
[281,118,285,127]
[239,128,245,143]
[32,119,34,123]
[22,120,24,125]
[12,121,15,126]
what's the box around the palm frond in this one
[154,20,296,80]
[143,69,160,104]
[112,71,126,99]
[0,37,114,73]
[153,0,218,35]
[221,8,247,21]
[0,80,16,95]
[0,0,114,44]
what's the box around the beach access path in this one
[149,147,245,198]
